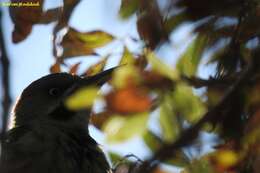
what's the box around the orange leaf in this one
[69,62,81,74]
[50,61,61,73]
[106,86,151,114]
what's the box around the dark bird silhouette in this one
[0,68,115,173]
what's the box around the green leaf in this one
[65,86,99,110]
[103,112,149,143]
[119,46,135,65]
[165,150,190,167]
[77,30,114,49]
[143,130,163,152]
[173,83,206,123]
[177,35,207,77]
[159,94,180,142]
[119,0,139,19]
[108,152,123,164]
[61,28,114,59]
[145,49,179,80]
[182,157,214,173]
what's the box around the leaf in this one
[85,57,108,76]
[165,150,190,167]
[108,152,123,164]
[39,7,62,24]
[119,0,139,19]
[213,150,239,169]
[69,62,81,74]
[9,0,43,43]
[159,94,180,142]
[90,112,111,129]
[177,35,207,77]
[119,47,135,65]
[61,28,114,59]
[103,112,149,143]
[143,130,163,152]
[111,65,141,88]
[65,86,99,110]
[145,50,179,80]
[173,83,206,123]
[106,86,151,114]
[77,30,114,49]
[182,157,214,173]
[50,61,61,73]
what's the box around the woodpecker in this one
[0,68,114,173]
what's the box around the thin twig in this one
[0,9,12,139]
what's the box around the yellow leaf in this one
[77,30,114,49]
[85,57,108,76]
[145,49,179,80]
[103,112,149,143]
[65,86,99,110]
[112,65,140,88]
[119,46,135,65]
[215,150,238,168]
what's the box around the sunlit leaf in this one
[50,61,61,73]
[61,28,114,59]
[145,50,179,80]
[69,62,81,74]
[214,150,238,168]
[77,30,114,49]
[112,65,141,88]
[177,35,207,77]
[143,130,163,152]
[106,86,151,114]
[119,46,135,65]
[173,83,206,123]
[85,57,108,76]
[160,94,180,142]
[119,0,139,19]
[103,112,149,143]
[65,86,99,110]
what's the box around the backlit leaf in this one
[65,86,99,110]
[103,112,149,143]
[50,61,61,73]
[85,57,108,76]
[177,35,207,77]
[173,83,206,123]
[145,50,179,80]
[119,0,139,19]
[119,47,135,65]
[160,94,180,142]
[106,86,151,114]
[143,130,163,152]
[69,62,81,74]
[61,28,114,59]
[111,65,141,88]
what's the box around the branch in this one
[0,9,11,139]
[136,57,258,173]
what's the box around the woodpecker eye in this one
[49,88,60,96]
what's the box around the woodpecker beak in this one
[62,67,116,101]
[78,67,116,87]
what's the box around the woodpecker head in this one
[13,68,114,128]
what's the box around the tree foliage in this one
[1,0,260,173]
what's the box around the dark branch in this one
[0,9,12,139]
[136,57,257,173]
